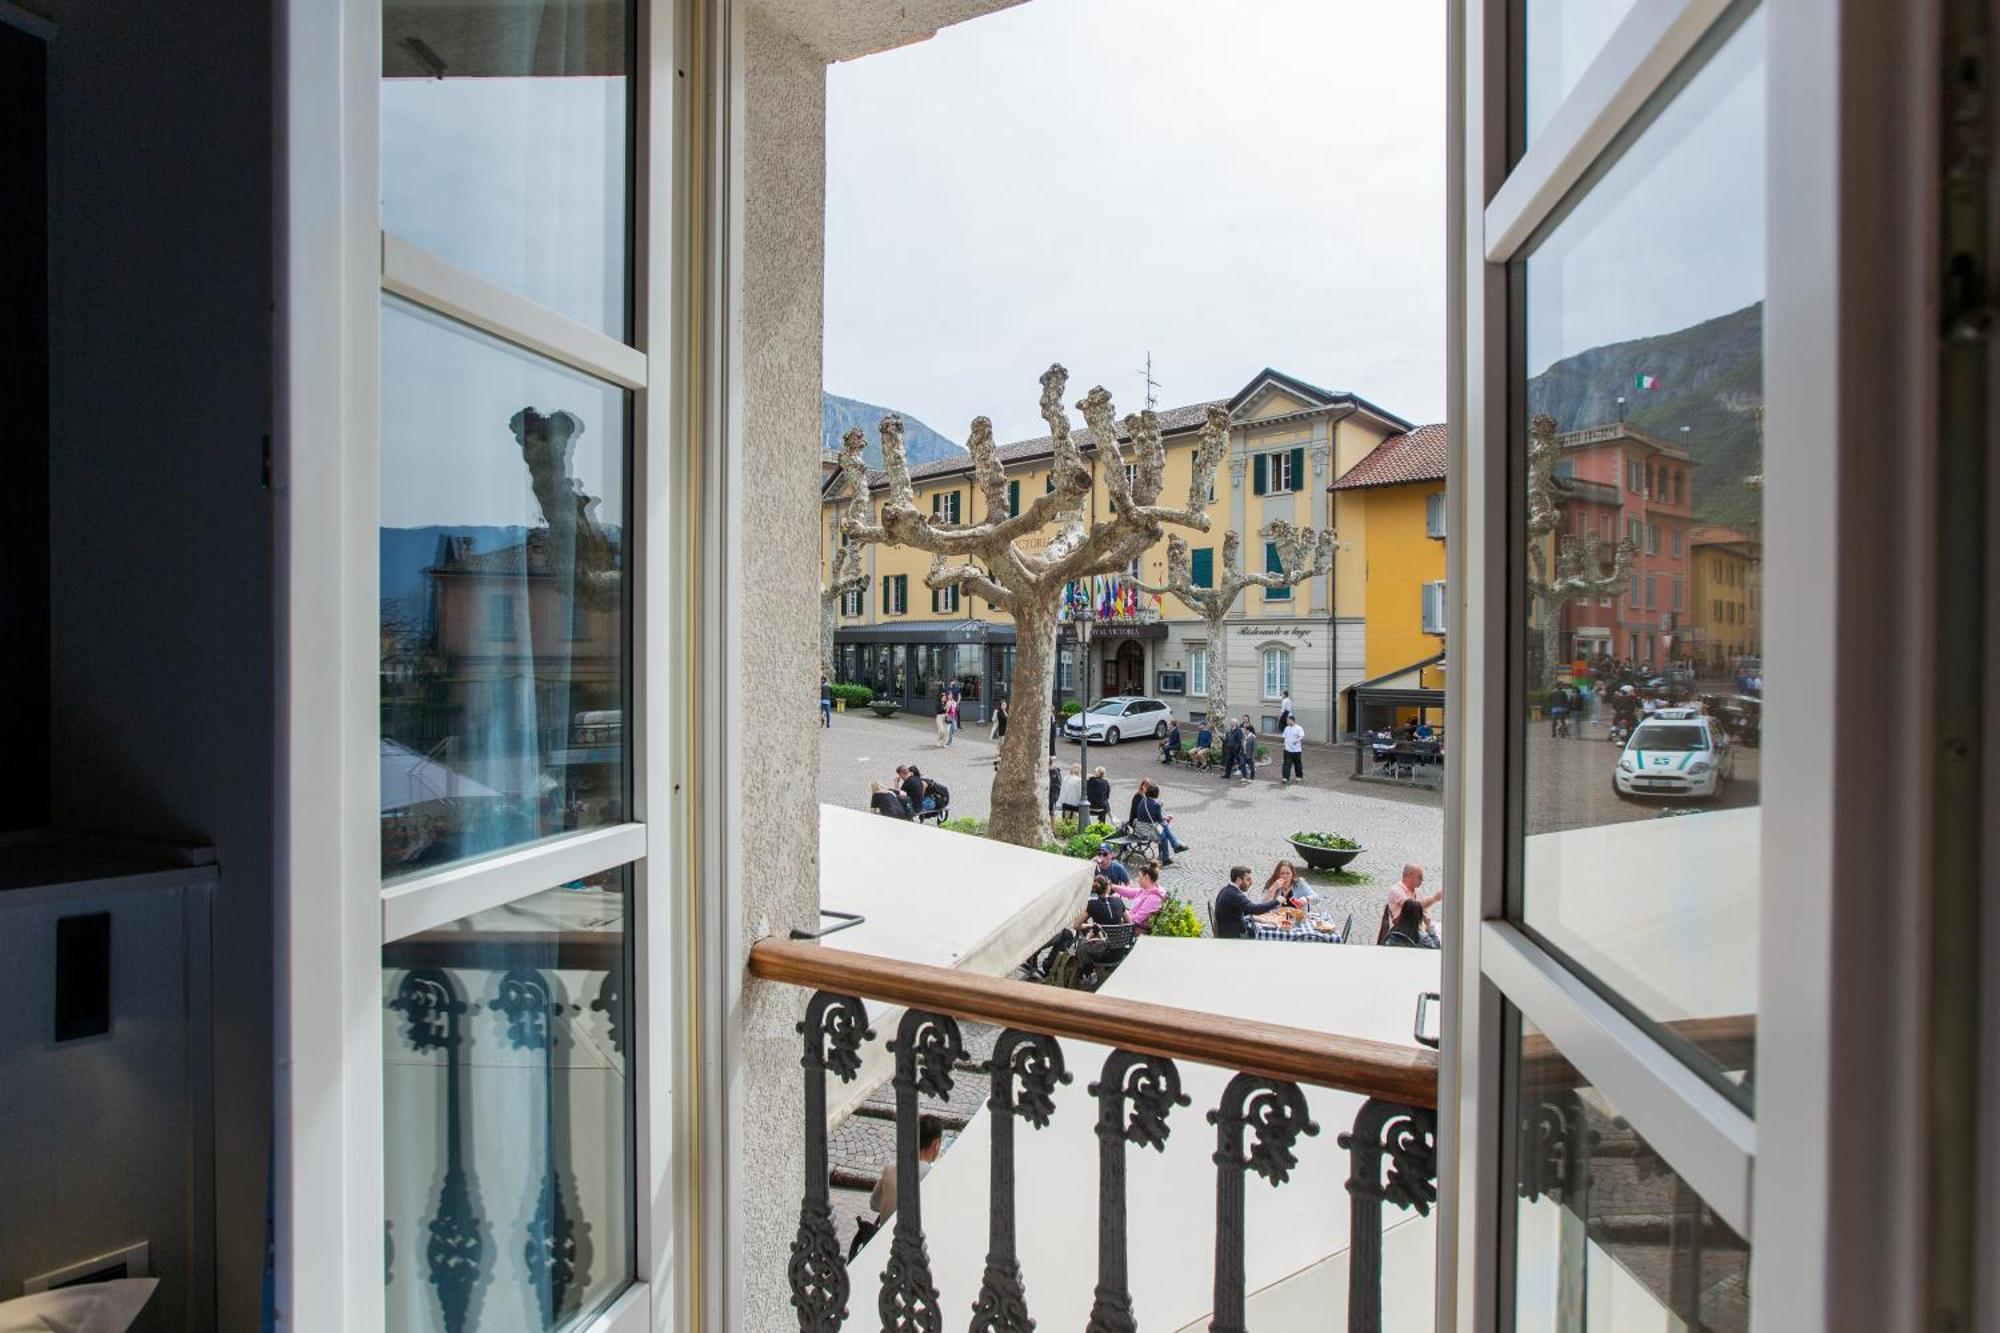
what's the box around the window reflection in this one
[1512,1015,1750,1331]
[382,0,632,336]
[380,299,628,880]
[1517,10,1763,1099]
[1522,0,1641,147]
[383,872,632,1333]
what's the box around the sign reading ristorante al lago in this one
[1234,625,1314,641]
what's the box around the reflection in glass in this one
[380,299,628,880]
[1518,11,1763,1099]
[384,872,632,1333]
[382,0,631,335]
[1523,0,1640,146]
[1512,1015,1749,1331]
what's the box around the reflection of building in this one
[823,369,1413,737]
[1550,423,1696,666]
[380,531,625,865]
[1687,525,1762,672]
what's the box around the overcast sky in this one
[824,0,1448,444]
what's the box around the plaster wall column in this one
[728,9,825,1326]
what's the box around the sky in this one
[824,0,1449,444]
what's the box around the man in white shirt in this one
[852,1114,945,1258]
[1280,716,1307,783]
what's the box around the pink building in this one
[1553,423,1696,667]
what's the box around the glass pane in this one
[1518,10,1763,1099]
[1511,1015,1749,1330]
[384,871,633,1332]
[382,0,631,336]
[1523,0,1641,147]
[380,298,628,880]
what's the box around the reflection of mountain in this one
[823,391,965,467]
[1528,302,1763,529]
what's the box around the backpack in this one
[923,779,950,808]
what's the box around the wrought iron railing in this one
[748,938,1441,1333]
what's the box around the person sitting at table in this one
[1028,875,1131,977]
[1212,865,1288,940]
[869,780,911,819]
[1412,720,1436,741]
[1383,898,1440,949]
[1085,766,1112,823]
[1378,863,1443,944]
[1091,843,1132,886]
[1158,719,1182,764]
[1264,859,1316,910]
[1114,861,1167,930]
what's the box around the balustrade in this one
[749,938,1440,1333]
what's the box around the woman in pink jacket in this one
[1114,861,1167,929]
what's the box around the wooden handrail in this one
[747,937,1439,1108]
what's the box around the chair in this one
[1109,820,1161,865]
[1337,911,1354,944]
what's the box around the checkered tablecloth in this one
[1246,920,1346,944]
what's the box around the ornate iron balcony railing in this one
[747,937,1441,1333]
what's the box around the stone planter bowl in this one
[1287,839,1364,874]
[867,702,901,718]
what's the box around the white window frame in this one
[933,583,959,615]
[1188,645,1208,698]
[1259,644,1290,700]
[1265,449,1296,494]
[1427,489,1448,538]
[279,1,694,1330]
[885,574,908,615]
[1444,1,1944,1329]
[840,586,863,617]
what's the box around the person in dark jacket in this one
[869,781,912,819]
[1084,766,1112,822]
[1383,898,1440,949]
[1212,865,1287,939]
[1219,719,1244,781]
[897,765,927,815]
[1029,876,1131,977]
[1158,720,1182,763]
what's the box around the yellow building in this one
[1328,423,1449,731]
[821,369,1412,738]
[1688,525,1762,674]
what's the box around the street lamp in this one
[1075,605,1095,785]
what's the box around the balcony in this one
[749,937,1441,1332]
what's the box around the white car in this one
[1062,696,1175,745]
[1613,715,1734,801]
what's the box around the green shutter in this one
[1265,542,1290,600]
[880,576,888,613]
[1190,547,1214,588]
[1252,454,1267,495]
[1290,448,1305,490]
[1008,480,1020,516]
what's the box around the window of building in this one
[1421,579,1447,635]
[1645,574,1657,608]
[932,583,958,614]
[485,592,515,639]
[1672,577,1684,610]
[1263,542,1292,600]
[1007,479,1020,517]
[1189,646,1207,698]
[1648,523,1661,555]
[1426,490,1447,538]
[1671,527,1683,556]
[841,587,863,617]
[1253,447,1303,495]
[1190,546,1214,589]
[1260,645,1290,700]
[931,489,961,524]
[883,574,907,615]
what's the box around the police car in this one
[1613,714,1733,801]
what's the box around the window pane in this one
[384,871,633,1332]
[1523,0,1641,147]
[1511,1014,1750,1330]
[1517,11,1763,1100]
[380,299,629,880]
[383,0,632,336]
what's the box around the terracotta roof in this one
[1330,423,1448,490]
[1688,524,1758,549]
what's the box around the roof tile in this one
[1330,423,1448,490]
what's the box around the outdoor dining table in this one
[1245,916,1346,944]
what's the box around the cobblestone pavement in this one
[819,709,1444,937]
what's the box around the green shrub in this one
[1060,700,1084,716]
[937,815,987,836]
[830,683,873,705]
[1049,821,1117,858]
[1146,892,1203,938]
[1290,831,1360,850]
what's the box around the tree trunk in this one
[1204,610,1230,727]
[989,601,1058,847]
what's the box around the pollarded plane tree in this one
[838,364,1225,847]
[1132,524,1332,731]
[819,521,870,682]
[1526,412,1636,690]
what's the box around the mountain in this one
[1527,302,1763,530]
[822,391,965,468]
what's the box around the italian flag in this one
[1635,373,1660,390]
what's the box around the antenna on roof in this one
[1136,351,1161,412]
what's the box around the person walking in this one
[1238,719,1260,783]
[945,691,959,746]
[820,671,833,728]
[1280,714,1306,784]
[1550,684,1571,738]
[990,698,1009,741]
[934,690,951,746]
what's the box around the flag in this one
[1635,373,1659,390]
